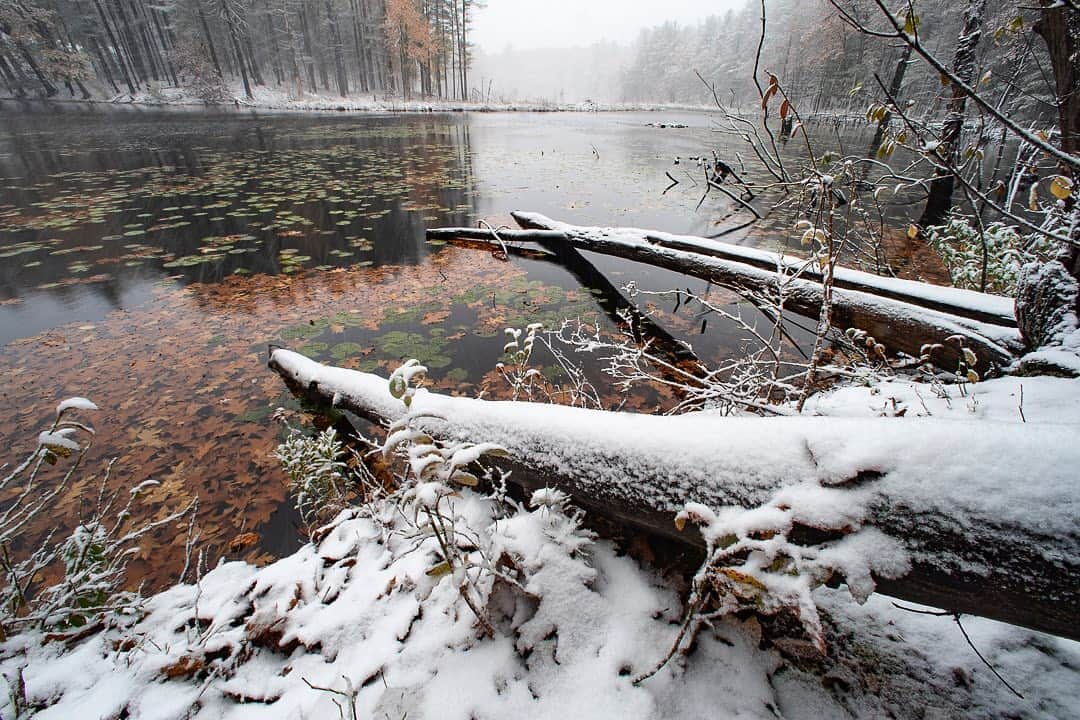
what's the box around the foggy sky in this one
[471,0,744,52]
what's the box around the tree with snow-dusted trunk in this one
[1014,1,1080,357]
[324,0,349,96]
[384,0,434,100]
[915,0,986,229]
[216,0,253,99]
[1008,2,1080,364]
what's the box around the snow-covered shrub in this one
[493,323,602,408]
[381,360,515,633]
[636,482,910,682]
[497,323,545,400]
[276,426,353,530]
[925,215,1055,295]
[0,399,196,635]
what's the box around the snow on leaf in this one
[38,430,80,452]
[56,397,99,415]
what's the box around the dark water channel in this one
[0,104,852,583]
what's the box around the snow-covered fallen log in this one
[268,348,1080,641]
[509,212,1018,326]
[488,213,1022,372]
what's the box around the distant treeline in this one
[0,0,479,102]
[621,0,1055,123]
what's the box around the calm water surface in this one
[0,104,828,583]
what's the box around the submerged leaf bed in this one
[0,248,667,590]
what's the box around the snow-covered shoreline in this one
[4,479,1077,719]
[0,84,719,115]
[4,365,1078,718]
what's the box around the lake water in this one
[0,104,871,585]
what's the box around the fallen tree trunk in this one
[430,223,1014,327]
[499,213,1021,372]
[428,221,1018,327]
[269,348,1080,641]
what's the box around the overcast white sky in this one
[471,0,744,53]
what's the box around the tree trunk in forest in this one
[398,24,408,101]
[15,41,57,96]
[112,0,147,84]
[267,348,1080,642]
[128,0,161,82]
[868,44,912,159]
[89,35,120,93]
[459,0,467,100]
[95,0,137,92]
[3,48,33,92]
[224,9,252,99]
[278,0,303,94]
[148,6,179,87]
[0,53,25,97]
[298,4,318,92]
[1035,5,1080,160]
[448,0,459,99]
[1015,3,1080,355]
[325,0,349,97]
[916,0,986,229]
[349,0,369,92]
[264,9,283,85]
[507,213,1021,373]
[309,3,329,91]
[196,0,223,79]
[243,34,264,86]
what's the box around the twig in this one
[891,603,1024,699]
[663,171,679,195]
[953,614,1025,699]
[707,179,762,219]
[632,591,705,684]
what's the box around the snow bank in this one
[5,489,1076,719]
[63,82,708,115]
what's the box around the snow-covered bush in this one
[493,323,603,408]
[627,480,910,683]
[0,399,196,636]
[497,323,546,401]
[381,360,515,633]
[925,215,1055,295]
[276,426,354,530]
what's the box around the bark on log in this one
[506,213,1021,373]
[269,348,1080,641]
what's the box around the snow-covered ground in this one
[4,491,1078,719]
[2,82,715,114]
[3,372,1077,719]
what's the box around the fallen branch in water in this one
[505,213,1021,372]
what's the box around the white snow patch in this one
[55,397,99,415]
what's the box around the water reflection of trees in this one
[0,111,481,342]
